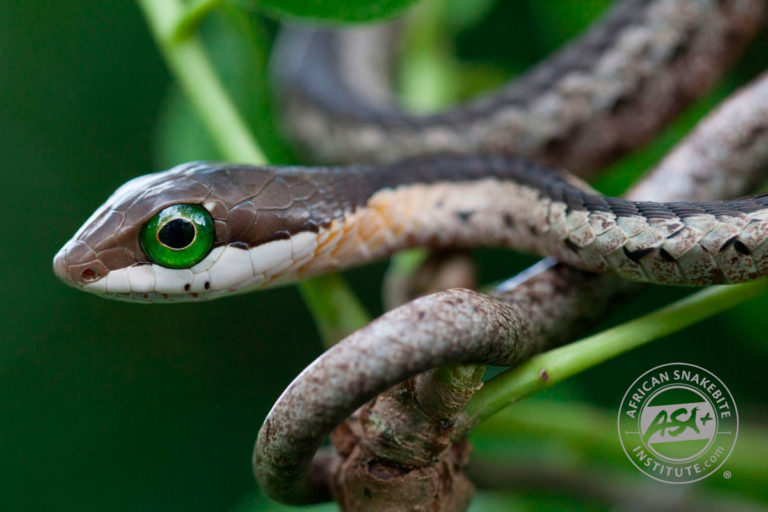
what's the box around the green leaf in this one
[247,0,421,23]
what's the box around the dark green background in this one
[2,1,767,510]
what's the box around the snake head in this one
[53,162,331,302]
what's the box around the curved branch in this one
[254,288,528,503]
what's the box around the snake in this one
[52,150,768,301]
[51,0,768,505]
[52,0,766,302]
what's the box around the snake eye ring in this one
[140,204,214,268]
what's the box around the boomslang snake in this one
[53,0,767,300]
[53,152,768,300]
[52,0,768,504]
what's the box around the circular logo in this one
[618,363,738,484]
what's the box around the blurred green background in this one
[2,1,767,510]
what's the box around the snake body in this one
[54,153,768,301]
[276,0,761,171]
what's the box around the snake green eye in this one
[140,204,214,268]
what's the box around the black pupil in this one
[158,218,196,249]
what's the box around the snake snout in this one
[52,243,107,288]
[52,248,67,282]
[52,247,80,287]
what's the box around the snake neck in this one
[263,155,768,288]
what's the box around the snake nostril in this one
[81,268,100,282]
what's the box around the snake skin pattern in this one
[275,0,764,172]
[55,154,768,301]
[53,0,767,300]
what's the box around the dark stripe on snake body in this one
[180,155,768,248]
[277,0,654,123]
[100,155,768,289]
[274,0,764,170]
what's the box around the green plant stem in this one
[136,0,369,346]
[459,280,768,431]
[399,0,457,112]
[297,274,371,348]
[172,0,226,41]
[138,0,265,163]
